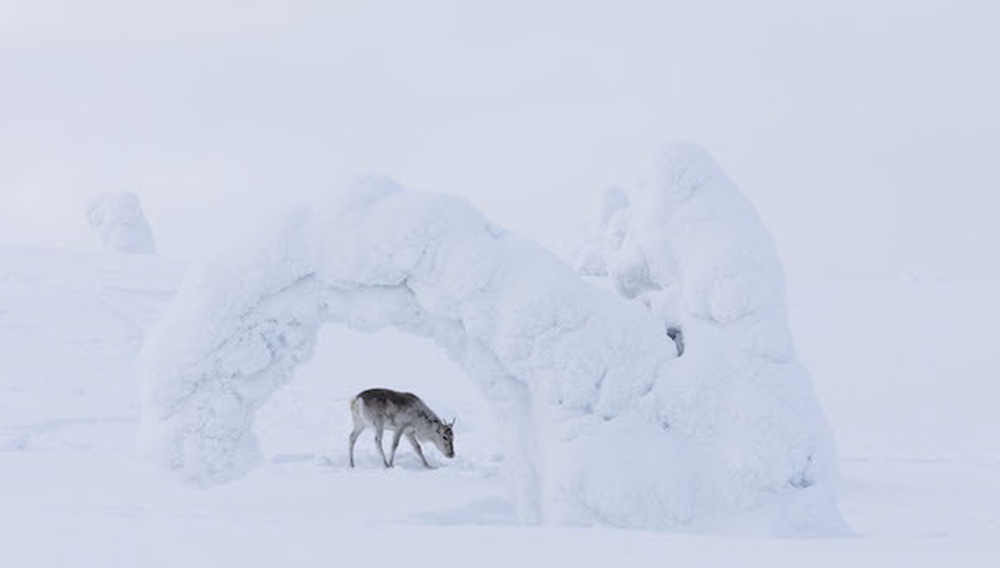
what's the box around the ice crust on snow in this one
[138,143,843,535]
[87,192,157,254]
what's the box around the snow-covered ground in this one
[1,245,998,565]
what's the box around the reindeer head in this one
[433,418,456,458]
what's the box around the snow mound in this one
[139,147,843,535]
[87,192,157,254]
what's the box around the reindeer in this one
[348,388,455,468]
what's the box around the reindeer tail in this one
[349,396,363,424]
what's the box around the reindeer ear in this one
[449,417,456,428]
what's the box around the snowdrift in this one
[137,143,843,534]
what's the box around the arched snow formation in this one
[138,143,844,535]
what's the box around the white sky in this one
[1,0,997,278]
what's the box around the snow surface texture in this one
[138,143,841,534]
[87,191,157,254]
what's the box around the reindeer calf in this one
[348,388,455,468]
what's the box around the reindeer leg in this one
[348,424,365,468]
[406,431,431,468]
[373,426,390,468]
[388,428,405,467]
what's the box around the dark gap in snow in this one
[666,326,684,357]
[789,454,816,489]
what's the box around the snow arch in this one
[138,144,844,534]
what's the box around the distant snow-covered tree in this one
[87,191,156,254]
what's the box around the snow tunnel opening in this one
[254,323,502,471]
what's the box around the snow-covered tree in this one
[87,191,156,254]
